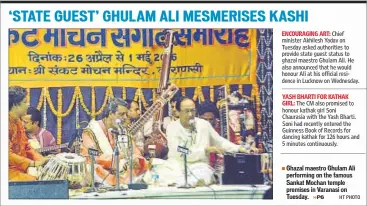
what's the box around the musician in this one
[243,129,259,153]
[22,107,57,154]
[9,86,48,181]
[162,97,179,132]
[159,97,250,187]
[126,99,152,155]
[80,98,148,186]
[197,100,220,133]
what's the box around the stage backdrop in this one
[8,28,272,150]
[9,28,257,88]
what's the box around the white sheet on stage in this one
[143,158,215,187]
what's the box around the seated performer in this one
[126,99,154,155]
[197,100,220,133]
[197,100,223,169]
[22,107,57,154]
[162,97,179,132]
[228,109,243,145]
[80,98,148,186]
[148,97,249,187]
[9,86,48,181]
[243,129,260,153]
[126,99,144,154]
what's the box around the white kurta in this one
[163,116,176,131]
[167,117,241,165]
[147,117,241,187]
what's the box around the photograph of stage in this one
[8,28,273,200]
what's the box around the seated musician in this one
[9,86,48,181]
[125,99,168,159]
[198,100,243,145]
[149,97,250,187]
[228,109,243,145]
[243,129,260,153]
[162,97,179,132]
[22,107,57,155]
[126,99,144,154]
[197,100,220,133]
[80,98,148,187]
[197,100,223,169]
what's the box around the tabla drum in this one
[38,156,69,181]
[56,153,89,188]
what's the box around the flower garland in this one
[192,87,198,101]
[135,88,148,110]
[78,87,91,115]
[181,88,186,97]
[37,88,44,110]
[140,89,148,109]
[60,90,78,117]
[91,86,96,119]
[94,87,112,117]
[152,89,157,102]
[44,87,78,118]
[43,87,79,144]
[26,88,31,106]
[109,86,114,98]
[210,86,214,102]
[253,84,262,134]
[198,87,205,103]
[76,93,80,129]
[138,89,142,111]
[44,88,59,115]
[133,88,139,102]
[192,86,205,103]
[122,87,126,100]
[226,84,231,97]
[238,85,243,95]
[42,87,47,129]
[57,89,63,145]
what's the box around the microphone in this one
[116,119,129,136]
[108,128,121,136]
[115,119,125,129]
[189,119,196,132]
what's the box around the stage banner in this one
[9,28,257,88]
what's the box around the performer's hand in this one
[132,157,141,170]
[33,158,48,167]
[46,154,55,159]
[238,146,249,153]
[205,147,223,154]
[250,147,259,153]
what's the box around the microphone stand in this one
[109,128,125,191]
[177,129,195,189]
[177,149,193,189]
[126,130,148,190]
[84,148,99,193]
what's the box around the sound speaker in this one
[222,153,264,185]
[9,180,69,199]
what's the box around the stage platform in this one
[70,185,271,199]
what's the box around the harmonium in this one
[222,152,264,185]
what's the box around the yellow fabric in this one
[9,29,257,88]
